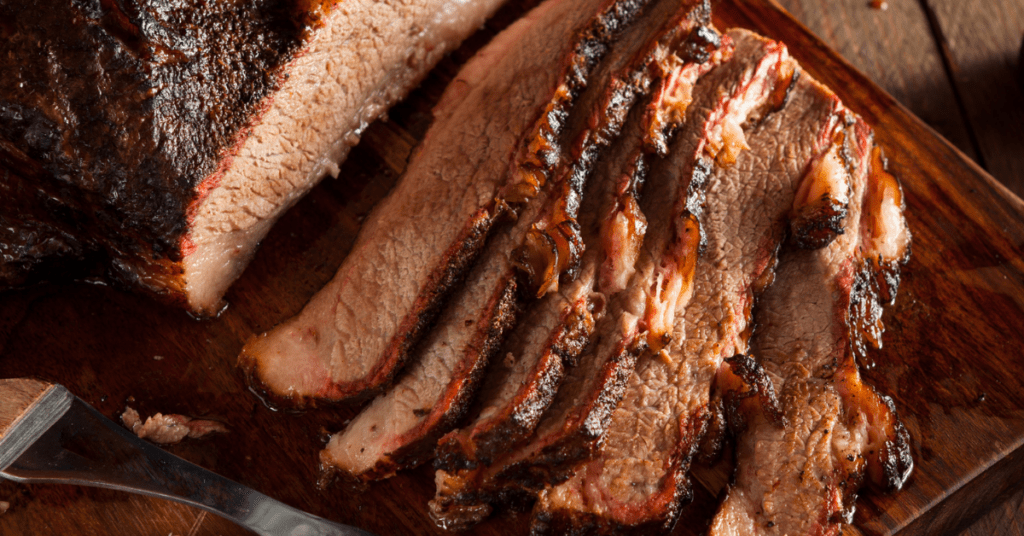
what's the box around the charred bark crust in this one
[0,0,305,291]
[499,333,646,492]
[472,298,594,467]
[374,275,523,480]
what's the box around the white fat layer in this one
[873,182,907,261]
[794,142,850,215]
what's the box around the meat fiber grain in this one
[431,29,797,531]
[434,0,719,482]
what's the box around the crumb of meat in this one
[121,407,228,445]
[0,501,9,514]
[122,407,143,430]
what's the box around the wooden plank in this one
[923,0,1024,197]
[772,0,979,161]
[959,487,1024,536]
[2,1,1024,536]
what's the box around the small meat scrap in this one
[121,407,228,445]
[0,501,10,514]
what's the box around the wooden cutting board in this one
[2,0,1022,534]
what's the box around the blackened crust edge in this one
[469,297,593,467]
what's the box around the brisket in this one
[314,0,688,482]
[0,0,505,313]
[433,0,718,478]
[709,137,912,536]
[239,0,650,407]
[316,190,539,484]
[430,101,653,529]
[430,29,794,530]
[510,0,718,299]
[532,41,852,533]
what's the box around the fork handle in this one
[0,390,373,536]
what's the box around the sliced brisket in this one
[316,190,540,483]
[510,0,718,298]
[709,136,912,536]
[0,0,505,314]
[240,0,649,406]
[430,29,795,530]
[433,0,718,478]
[314,0,692,482]
[429,95,656,532]
[532,39,854,533]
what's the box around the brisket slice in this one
[0,0,505,314]
[429,29,792,530]
[314,0,688,482]
[239,0,649,407]
[532,47,851,534]
[433,0,719,478]
[316,188,543,484]
[709,138,911,536]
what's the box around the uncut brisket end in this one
[533,42,851,534]
[239,0,647,407]
[0,0,504,313]
[433,0,718,480]
[710,128,912,536]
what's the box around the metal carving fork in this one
[0,378,374,536]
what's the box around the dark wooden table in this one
[774,2,1024,534]
[776,0,1024,199]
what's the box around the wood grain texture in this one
[0,379,51,440]
[1,1,1024,535]
[923,0,1024,198]
[959,486,1024,536]
[772,0,978,161]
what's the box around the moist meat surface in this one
[431,29,797,531]
[433,0,715,481]
[317,190,545,482]
[430,101,654,530]
[319,0,711,485]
